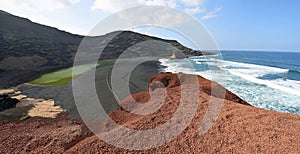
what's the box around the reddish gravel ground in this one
[1,73,300,153]
[0,118,84,153]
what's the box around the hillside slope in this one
[0,10,202,88]
[1,73,300,153]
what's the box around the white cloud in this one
[116,6,192,28]
[92,0,177,12]
[92,0,223,22]
[0,0,222,36]
[201,6,223,21]
[180,0,205,6]
[143,0,177,8]
[185,7,205,15]
[0,0,83,35]
[1,0,80,12]
[91,0,140,12]
[92,0,207,14]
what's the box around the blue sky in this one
[1,0,299,51]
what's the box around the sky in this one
[1,0,300,51]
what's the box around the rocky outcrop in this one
[148,72,250,105]
[0,94,19,111]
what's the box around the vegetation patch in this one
[29,59,115,86]
[19,114,29,121]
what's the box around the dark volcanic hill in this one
[0,10,202,88]
[0,10,83,88]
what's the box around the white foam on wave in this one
[159,58,196,74]
[159,58,227,88]
[287,79,300,84]
[227,69,300,97]
[159,57,300,114]
[216,60,288,77]
[194,58,300,96]
[160,58,299,94]
[209,60,300,97]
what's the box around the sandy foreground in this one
[1,73,300,153]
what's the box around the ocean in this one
[159,51,300,115]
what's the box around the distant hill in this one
[0,10,201,88]
[0,10,83,88]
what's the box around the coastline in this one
[2,72,300,153]
[1,59,300,153]
[1,7,299,152]
[0,59,163,121]
[159,54,300,115]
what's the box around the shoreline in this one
[1,59,300,153]
[0,59,163,122]
[2,72,300,153]
[159,55,300,116]
[3,57,300,122]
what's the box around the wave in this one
[227,69,300,97]
[210,60,300,96]
[275,70,300,81]
[159,58,204,74]
[159,57,300,115]
[160,58,300,96]
[216,60,289,77]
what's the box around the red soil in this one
[1,73,300,153]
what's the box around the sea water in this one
[159,51,300,115]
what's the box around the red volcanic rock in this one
[2,73,300,153]
[148,72,250,106]
[65,73,300,153]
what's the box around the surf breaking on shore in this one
[159,56,300,115]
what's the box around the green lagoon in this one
[29,59,115,86]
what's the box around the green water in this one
[29,59,115,86]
